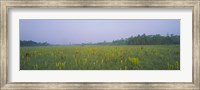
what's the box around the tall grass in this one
[20,45,180,70]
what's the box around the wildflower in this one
[129,57,139,65]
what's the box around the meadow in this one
[20,45,180,70]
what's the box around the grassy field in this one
[20,45,180,70]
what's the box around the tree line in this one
[82,34,180,45]
[20,34,180,46]
[112,34,180,45]
[20,40,49,47]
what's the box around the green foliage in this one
[167,61,180,70]
[55,61,66,70]
[20,45,180,70]
[33,64,39,70]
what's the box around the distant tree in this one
[20,40,50,47]
[112,34,180,45]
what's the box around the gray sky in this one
[20,19,180,44]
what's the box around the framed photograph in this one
[1,0,199,89]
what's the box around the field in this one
[20,45,180,70]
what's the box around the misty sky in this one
[20,19,180,44]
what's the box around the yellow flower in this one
[129,57,139,65]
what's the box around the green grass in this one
[20,45,180,70]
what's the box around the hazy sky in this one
[20,19,180,44]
